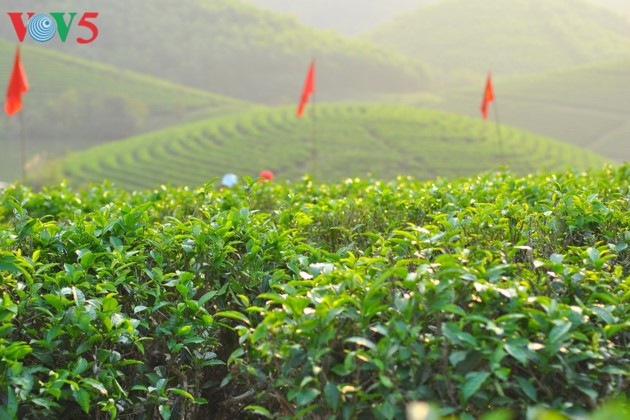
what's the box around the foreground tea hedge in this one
[1,167,629,419]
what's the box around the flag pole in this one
[311,58,318,181]
[492,98,504,164]
[6,43,30,183]
[297,59,316,179]
[19,110,27,182]
[311,56,319,180]
[484,70,504,164]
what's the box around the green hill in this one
[3,0,429,103]
[367,0,630,84]
[0,40,246,183]
[404,60,630,163]
[592,0,630,19]
[244,0,437,34]
[55,104,610,190]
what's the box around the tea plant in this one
[1,167,629,419]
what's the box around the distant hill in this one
[0,0,429,103]
[367,0,630,84]
[591,0,630,19]
[0,40,245,183]
[244,0,438,34]
[401,60,630,163]
[53,104,610,190]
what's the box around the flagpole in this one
[484,70,504,164]
[6,43,30,183]
[311,58,318,181]
[492,100,504,164]
[297,59,316,179]
[312,87,317,180]
[19,110,27,182]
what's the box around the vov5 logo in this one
[7,12,99,44]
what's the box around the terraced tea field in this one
[0,41,241,119]
[407,60,630,163]
[58,104,611,190]
[0,40,246,182]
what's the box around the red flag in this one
[297,60,315,117]
[5,45,29,116]
[480,73,494,120]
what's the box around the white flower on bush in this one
[308,262,336,277]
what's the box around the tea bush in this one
[1,168,628,419]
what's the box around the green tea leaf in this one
[462,371,491,402]
[73,388,90,414]
[379,373,394,389]
[102,297,119,313]
[577,386,598,401]
[2,342,32,361]
[159,404,171,420]
[43,294,69,312]
[504,342,528,365]
[168,388,194,400]
[244,405,271,418]
[214,310,250,325]
[72,358,89,376]
[587,247,600,263]
[295,387,320,406]
[591,306,615,324]
[198,291,217,306]
[346,337,377,351]
[548,321,572,345]
[449,350,468,367]
[3,386,17,417]
[324,383,340,410]
[443,323,477,347]
[515,376,537,401]
[440,303,467,316]
[82,378,107,396]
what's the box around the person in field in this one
[221,173,238,187]
[258,170,274,182]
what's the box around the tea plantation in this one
[0,167,628,419]
[426,60,630,163]
[56,104,610,190]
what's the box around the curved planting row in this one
[59,104,611,190]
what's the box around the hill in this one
[54,104,610,190]
[0,40,245,183]
[404,60,630,163]
[367,0,630,84]
[0,0,429,103]
[244,0,438,34]
[592,0,630,19]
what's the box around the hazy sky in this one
[244,0,438,34]
[245,0,630,34]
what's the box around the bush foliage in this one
[1,167,629,419]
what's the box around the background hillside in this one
[55,104,610,190]
[592,0,630,19]
[367,0,630,85]
[244,0,438,34]
[0,0,429,103]
[0,40,245,182]
[402,60,630,162]
[0,0,626,187]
